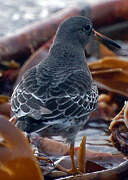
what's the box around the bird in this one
[11,16,121,174]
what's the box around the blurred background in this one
[0,0,95,37]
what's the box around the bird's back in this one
[11,58,98,135]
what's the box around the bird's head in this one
[55,16,121,49]
[55,16,93,48]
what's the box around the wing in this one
[11,65,98,123]
[11,66,49,119]
[42,71,98,123]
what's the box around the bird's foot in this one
[67,168,82,175]
[56,164,78,175]
[57,165,84,175]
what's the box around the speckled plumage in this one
[11,16,98,143]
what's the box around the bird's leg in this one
[67,141,78,174]
[56,140,78,174]
[66,136,86,174]
[78,136,86,173]
[55,140,78,174]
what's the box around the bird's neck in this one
[43,40,92,80]
[48,41,86,68]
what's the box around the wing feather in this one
[11,66,98,122]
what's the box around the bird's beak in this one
[93,29,121,49]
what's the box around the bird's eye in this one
[85,24,91,31]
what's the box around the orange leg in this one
[78,136,86,173]
[56,141,78,174]
[57,137,86,175]
[67,142,78,174]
